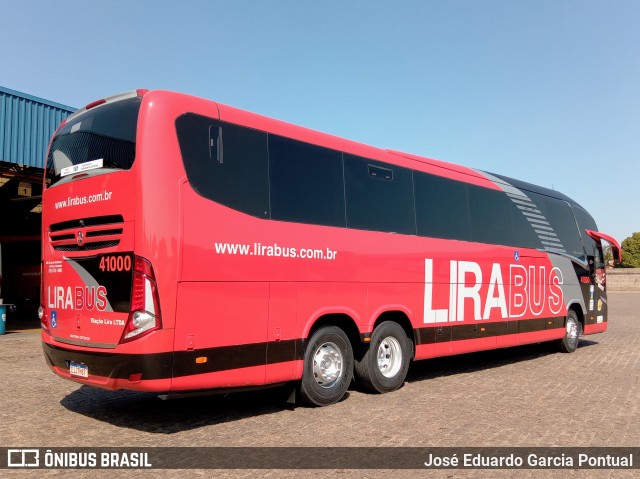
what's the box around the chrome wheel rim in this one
[566,318,579,348]
[312,342,344,388]
[377,336,402,378]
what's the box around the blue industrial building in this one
[0,85,75,318]
[1,86,75,169]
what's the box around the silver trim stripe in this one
[531,224,554,232]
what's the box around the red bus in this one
[40,90,622,406]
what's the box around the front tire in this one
[299,326,353,406]
[355,321,412,393]
[558,310,582,353]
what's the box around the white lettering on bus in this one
[54,190,113,210]
[48,286,108,311]
[424,258,564,323]
[213,242,337,261]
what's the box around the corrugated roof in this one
[0,86,76,169]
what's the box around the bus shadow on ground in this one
[60,383,300,434]
[60,339,597,434]
[405,339,598,383]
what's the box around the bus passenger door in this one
[588,243,607,327]
[582,229,621,332]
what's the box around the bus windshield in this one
[46,97,141,187]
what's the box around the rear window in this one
[46,97,141,187]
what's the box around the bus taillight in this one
[38,305,48,333]
[120,256,162,343]
[85,98,106,110]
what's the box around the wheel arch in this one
[567,301,585,331]
[371,310,415,359]
[305,312,361,353]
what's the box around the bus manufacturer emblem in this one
[77,231,85,246]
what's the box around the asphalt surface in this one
[1,292,639,479]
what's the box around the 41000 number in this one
[99,255,132,272]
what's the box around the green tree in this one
[619,232,640,268]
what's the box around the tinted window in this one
[508,197,543,249]
[344,154,415,234]
[176,114,270,218]
[468,185,517,246]
[594,244,605,269]
[528,193,584,259]
[47,97,141,187]
[573,205,599,257]
[415,173,471,241]
[269,136,345,227]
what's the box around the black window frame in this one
[176,113,270,219]
[176,114,583,251]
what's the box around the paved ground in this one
[1,292,639,479]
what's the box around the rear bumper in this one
[42,341,173,392]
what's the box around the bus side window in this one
[176,114,270,219]
[595,244,605,269]
[269,135,346,228]
[572,205,600,263]
[414,172,471,241]
[344,154,416,234]
[528,193,585,260]
[468,185,515,246]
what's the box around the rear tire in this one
[299,326,353,406]
[355,321,412,393]
[558,310,582,353]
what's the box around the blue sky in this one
[1,0,638,243]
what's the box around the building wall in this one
[607,268,640,292]
[0,86,75,168]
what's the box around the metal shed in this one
[0,85,76,321]
[0,85,75,168]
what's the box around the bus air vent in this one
[49,215,124,252]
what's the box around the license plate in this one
[69,362,89,378]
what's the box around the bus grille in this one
[49,215,124,252]
[53,241,120,252]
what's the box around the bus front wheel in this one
[558,310,582,353]
[354,321,411,393]
[299,326,353,406]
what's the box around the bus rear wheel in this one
[299,326,353,406]
[558,310,582,353]
[355,321,411,393]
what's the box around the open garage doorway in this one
[0,161,43,326]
